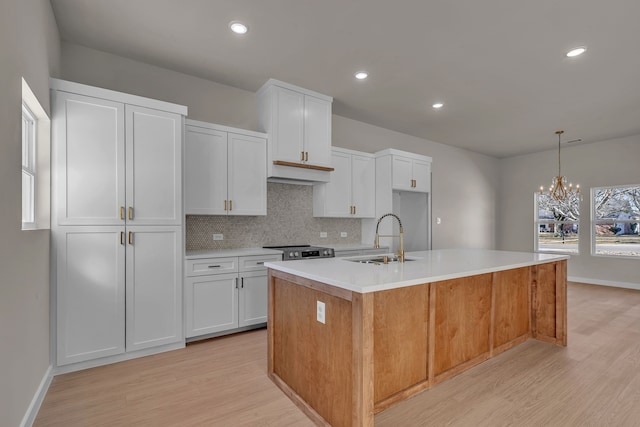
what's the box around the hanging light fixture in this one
[539,130,580,200]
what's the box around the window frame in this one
[534,192,580,255]
[22,102,37,229]
[591,184,640,259]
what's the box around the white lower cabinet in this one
[56,226,182,366]
[125,226,183,352]
[56,227,126,365]
[185,253,281,339]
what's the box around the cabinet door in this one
[54,92,125,225]
[185,126,228,215]
[239,271,268,327]
[228,133,267,215]
[56,227,125,365]
[126,105,182,225]
[392,155,414,191]
[273,86,305,163]
[304,95,332,167]
[126,226,182,351]
[351,154,376,217]
[412,159,431,193]
[320,150,352,217]
[185,273,239,338]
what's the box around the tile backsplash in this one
[186,183,362,250]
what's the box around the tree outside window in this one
[593,185,640,258]
[535,192,580,254]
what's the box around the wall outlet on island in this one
[340,232,347,238]
[212,233,224,241]
[316,301,325,324]
[320,232,327,238]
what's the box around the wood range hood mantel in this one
[266,250,568,427]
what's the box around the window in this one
[592,185,640,258]
[21,77,51,230]
[22,103,36,229]
[535,192,580,254]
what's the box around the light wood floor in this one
[36,282,640,426]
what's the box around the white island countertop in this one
[265,249,569,293]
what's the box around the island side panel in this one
[492,267,531,353]
[433,273,493,381]
[555,259,567,345]
[352,292,375,427]
[373,284,430,410]
[270,272,354,427]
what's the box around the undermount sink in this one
[346,255,416,264]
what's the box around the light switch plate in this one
[340,232,347,238]
[316,301,325,324]
[320,232,327,238]
[213,233,224,241]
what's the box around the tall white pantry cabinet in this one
[50,79,187,368]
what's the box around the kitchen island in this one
[265,249,568,427]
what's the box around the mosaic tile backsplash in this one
[186,183,362,250]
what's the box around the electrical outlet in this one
[213,233,224,241]
[340,232,347,238]
[320,232,327,238]
[316,301,325,324]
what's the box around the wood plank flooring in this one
[36,282,640,426]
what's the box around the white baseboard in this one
[569,276,640,291]
[20,364,53,427]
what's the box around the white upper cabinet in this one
[257,79,333,182]
[313,148,375,218]
[125,105,182,225]
[185,120,267,216]
[52,85,183,226]
[387,150,432,193]
[53,92,126,225]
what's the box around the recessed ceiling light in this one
[432,103,444,109]
[566,47,586,57]
[354,71,368,80]
[229,21,248,35]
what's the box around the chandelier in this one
[539,130,580,201]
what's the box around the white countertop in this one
[265,249,569,293]
[186,248,283,259]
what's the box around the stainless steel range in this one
[263,245,335,261]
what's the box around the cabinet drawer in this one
[239,254,282,273]
[186,257,238,276]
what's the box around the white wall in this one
[61,43,258,130]
[0,0,60,425]
[498,134,640,288]
[61,43,500,251]
[333,116,498,249]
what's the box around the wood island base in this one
[267,260,567,427]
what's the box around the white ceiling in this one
[50,0,640,158]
